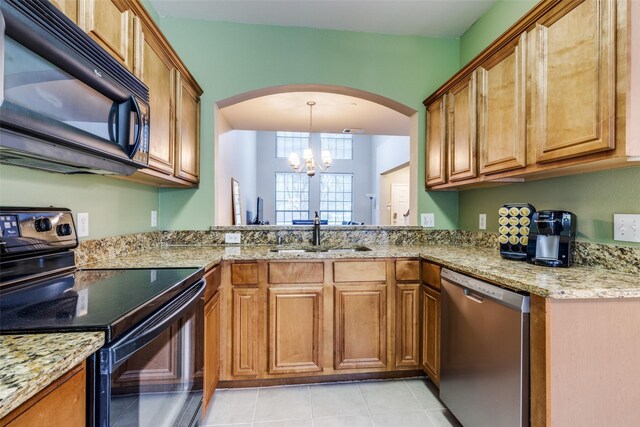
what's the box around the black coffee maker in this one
[526,210,577,267]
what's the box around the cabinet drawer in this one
[231,263,258,285]
[204,265,221,302]
[421,261,441,290]
[395,260,420,281]
[268,262,324,284]
[333,261,386,283]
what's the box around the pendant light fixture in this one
[287,101,332,177]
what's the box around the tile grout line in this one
[402,379,424,410]
[251,387,260,426]
[308,385,314,427]
[404,379,454,426]
[356,380,375,426]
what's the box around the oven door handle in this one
[102,278,205,371]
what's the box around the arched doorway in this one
[213,84,419,226]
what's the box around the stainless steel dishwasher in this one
[440,268,529,427]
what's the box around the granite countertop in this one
[82,244,640,299]
[0,332,104,419]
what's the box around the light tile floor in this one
[201,378,462,427]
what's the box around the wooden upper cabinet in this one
[447,72,478,182]
[175,73,201,184]
[77,0,140,72]
[142,33,176,175]
[478,33,527,175]
[425,96,447,186]
[531,0,616,163]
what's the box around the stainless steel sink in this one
[270,246,371,253]
[270,246,321,253]
[322,246,372,253]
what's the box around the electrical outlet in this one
[479,213,487,230]
[614,214,640,243]
[77,212,89,237]
[421,213,435,228]
[225,232,241,244]
[151,211,157,227]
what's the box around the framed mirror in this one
[231,178,242,225]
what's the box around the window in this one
[321,133,353,160]
[275,173,310,225]
[320,173,353,225]
[276,132,309,158]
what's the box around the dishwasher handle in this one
[463,288,485,303]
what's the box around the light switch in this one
[614,214,640,243]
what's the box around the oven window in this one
[108,300,204,427]
[3,37,115,141]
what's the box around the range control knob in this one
[56,223,73,236]
[35,218,52,232]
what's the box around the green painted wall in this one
[152,17,461,230]
[0,165,159,239]
[459,167,640,245]
[459,0,538,66]
[457,0,640,245]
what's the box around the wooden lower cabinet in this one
[203,290,220,415]
[232,287,259,377]
[221,259,430,383]
[1,361,86,427]
[334,283,387,370]
[268,286,323,374]
[395,283,420,368]
[421,285,441,385]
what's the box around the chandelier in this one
[287,101,332,177]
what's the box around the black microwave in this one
[0,0,149,175]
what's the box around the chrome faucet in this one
[312,211,321,246]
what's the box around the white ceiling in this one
[150,0,496,37]
[219,92,411,135]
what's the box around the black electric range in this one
[0,263,202,342]
[0,207,206,427]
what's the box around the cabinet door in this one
[478,33,527,175]
[334,284,387,370]
[422,286,440,385]
[425,96,447,186]
[232,287,259,377]
[268,287,323,374]
[175,74,201,183]
[395,283,420,368]
[448,72,478,182]
[532,0,615,163]
[49,0,78,23]
[142,33,176,174]
[77,0,139,72]
[203,291,220,415]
